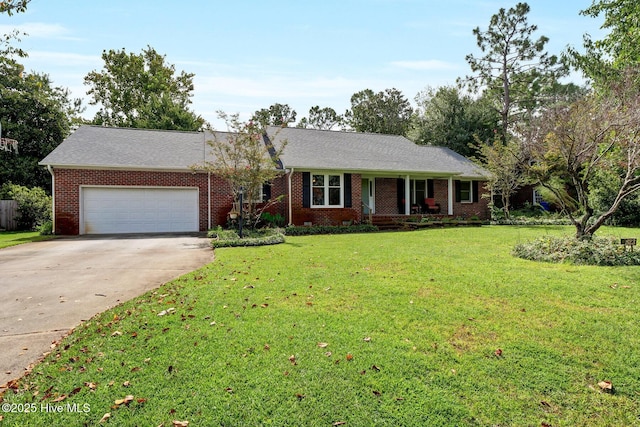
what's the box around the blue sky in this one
[2,0,604,129]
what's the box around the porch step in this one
[370,217,406,231]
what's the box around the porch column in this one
[405,175,411,215]
[448,177,454,215]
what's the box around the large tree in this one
[345,88,413,135]
[567,0,640,86]
[410,86,500,157]
[297,106,343,130]
[528,72,640,239]
[0,57,81,189]
[459,2,566,142]
[252,103,297,128]
[84,46,205,131]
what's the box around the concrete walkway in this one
[0,234,213,387]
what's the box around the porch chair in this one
[424,198,441,214]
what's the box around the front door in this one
[361,178,375,214]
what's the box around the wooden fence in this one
[0,200,18,231]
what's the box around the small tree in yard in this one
[474,137,528,219]
[201,112,286,228]
[528,71,640,239]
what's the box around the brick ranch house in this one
[39,125,490,235]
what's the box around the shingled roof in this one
[39,126,219,171]
[268,127,486,179]
[41,125,486,179]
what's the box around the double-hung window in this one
[312,174,342,207]
[459,181,472,203]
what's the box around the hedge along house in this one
[40,125,489,235]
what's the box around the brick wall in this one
[53,168,235,235]
[433,179,490,219]
[288,172,362,225]
[374,178,399,214]
[53,168,490,234]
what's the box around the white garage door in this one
[82,187,199,234]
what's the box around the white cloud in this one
[0,22,76,39]
[390,60,459,71]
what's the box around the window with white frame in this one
[312,174,342,207]
[459,181,472,203]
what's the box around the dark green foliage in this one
[297,106,343,130]
[0,183,51,230]
[590,170,640,227]
[260,211,286,228]
[0,57,78,190]
[84,46,205,130]
[513,235,640,265]
[411,86,500,157]
[345,88,413,135]
[252,103,297,128]
[208,227,285,248]
[284,224,378,236]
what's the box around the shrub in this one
[208,226,285,248]
[512,235,640,266]
[0,183,52,231]
[284,224,378,236]
[38,220,53,235]
[261,212,286,228]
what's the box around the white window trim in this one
[460,180,473,203]
[311,173,343,208]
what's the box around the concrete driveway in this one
[0,234,213,387]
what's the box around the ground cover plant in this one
[513,234,640,266]
[1,226,639,426]
[208,226,285,248]
[0,231,52,249]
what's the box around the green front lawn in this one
[2,226,639,426]
[0,231,53,249]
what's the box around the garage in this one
[81,187,199,234]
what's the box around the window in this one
[459,181,472,203]
[312,174,342,207]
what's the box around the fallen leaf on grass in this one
[494,348,503,357]
[85,382,97,390]
[111,331,122,337]
[289,355,297,365]
[123,381,130,387]
[99,413,110,423]
[346,353,354,361]
[373,390,382,396]
[114,395,134,406]
[296,393,305,400]
[363,337,371,342]
[52,394,67,402]
[598,380,613,392]
[261,304,269,308]
[263,344,270,351]
[317,342,329,348]
[173,421,189,427]
[371,365,381,372]
[332,422,346,426]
